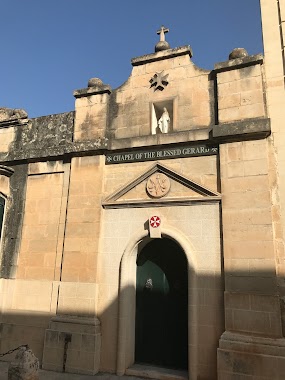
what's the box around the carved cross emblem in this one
[149,71,169,91]
[146,173,171,198]
[149,216,161,228]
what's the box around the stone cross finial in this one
[157,25,169,42]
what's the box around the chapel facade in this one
[0,1,285,379]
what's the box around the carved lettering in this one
[106,145,218,164]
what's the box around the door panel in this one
[135,238,188,370]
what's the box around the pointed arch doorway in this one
[135,238,188,370]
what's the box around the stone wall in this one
[16,161,69,281]
[260,0,285,298]
[99,204,223,377]
[0,17,284,379]
[217,64,265,123]
[110,53,213,139]
[220,140,281,338]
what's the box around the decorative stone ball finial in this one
[155,25,170,52]
[88,77,104,88]
[229,48,249,60]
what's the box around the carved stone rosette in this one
[146,173,171,198]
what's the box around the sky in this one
[0,1,263,118]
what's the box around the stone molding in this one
[51,315,100,326]
[0,165,14,177]
[131,45,193,66]
[211,117,271,142]
[0,107,28,128]
[0,117,271,164]
[218,331,285,375]
[214,53,264,72]
[73,85,112,98]
[220,331,285,354]
[103,162,221,209]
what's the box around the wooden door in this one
[135,238,188,370]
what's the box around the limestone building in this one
[0,2,285,378]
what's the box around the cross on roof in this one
[157,25,169,42]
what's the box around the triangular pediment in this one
[103,162,221,208]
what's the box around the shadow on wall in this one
[0,267,281,378]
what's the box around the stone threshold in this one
[125,364,188,380]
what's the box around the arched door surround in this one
[117,225,199,380]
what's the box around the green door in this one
[135,238,188,370]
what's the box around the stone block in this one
[224,239,275,260]
[191,115,211,126]
[248,259,276,276]
[223,208,272,226]
[222,190,271,209]
[250,294,280,313]
[42,317,101,375]
[219,93,241,109]
[239,103,265,119]
[65,222,100,238]
[240,90,264,106]
[0,175,10,195]
[131,65,146,77]
[145,58,173,74]
[131,73,153,88]
[217,69,241,84]
[8,346,39,380]
[224,292,250,310]
[57,281,97,316]
[222,175,269,194]
[218,348,285,379]
[44,330,59,347]
[240,76,263,91]
[68,195,100,209]
[225,275,277,295]
[42,346,64,366]
[198,305,224,327]
[224,224,273,242]
[244,158,268,176]
[226,161,245,178]
[232,309,271,335]
[0,128,15,153]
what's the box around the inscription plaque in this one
[105,144,218,165]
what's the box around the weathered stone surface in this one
[73,85,111,98]
[0,112,76,163]
[212,117,271,142]
[0,164,28,279]
[131,45,193,66]
[229,47,249,60]
[15,112,74,151]
[214,53,263,71]
[155,25,170,52]
[0,108,28,126]
[0,108,27,122]
[0,165,14,177]
[155,40,170,52]
[87,77,103,87]
[8,346,39,380]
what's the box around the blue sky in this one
[0,1,262,118]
